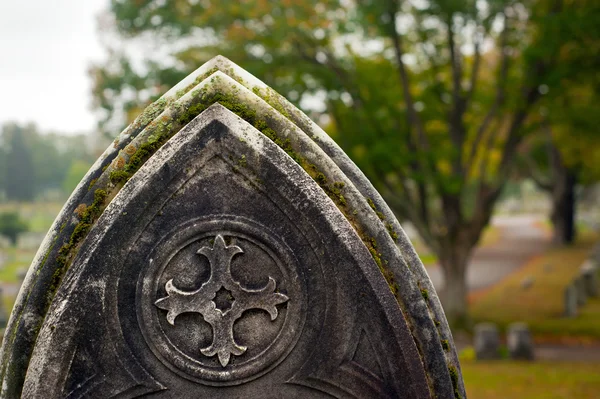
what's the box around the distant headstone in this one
[507,323,534,360]
[564,283,578,318]
[580,260,599,298]
[574,275,588,306]
[0,57,464,398]
[474,323,500,360]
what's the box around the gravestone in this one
[580,260,599,297]
[506,323,534,360]
[474,323,500,360]
[564,283,578,318]
[574,275,587,306]
[0,56,465,398]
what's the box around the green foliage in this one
[90,0,600,321]
[0,123,98,199]
[0,212,28,246]
[2,124,35,201]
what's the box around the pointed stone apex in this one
[1,56,464,399]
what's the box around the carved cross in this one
[155,235,289,367]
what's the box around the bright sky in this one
[0,0,107,134]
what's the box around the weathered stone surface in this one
[474,323,500,360]
[0,56,464,398]
[507,323,534,360]
[564,283,578,318]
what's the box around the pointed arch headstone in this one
[0,56,465,398]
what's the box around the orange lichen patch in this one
[74,204,87,218]
[124,144,137,156]
[113,157,126,170]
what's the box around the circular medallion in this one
[138,216,305,385]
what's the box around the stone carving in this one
[138,217,304,386]
[155,234,289,367]
[0,56,464,398]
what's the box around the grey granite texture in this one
[0,57,464,398]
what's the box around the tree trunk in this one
[438,239,472,328]
[551,170,577,245]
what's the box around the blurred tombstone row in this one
[564,255,600,318]
[474,322,534,361]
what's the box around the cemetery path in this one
[426,214,551,293]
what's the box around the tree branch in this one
[386,1,428,151]
[446,13,467,175]
[465,24,482,106]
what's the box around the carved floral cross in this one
[155,235,289,367]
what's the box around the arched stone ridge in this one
[61,69,455,397]
[189,55,465,398]
[0,56,464,398]
[21,105,432,397]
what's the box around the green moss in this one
[448,365,462,399]
[252,86,291,119]
[441,339,450,351]
[367,197,376,210]
[109,170,131,185]
[421,288,429,301]
[133,96,170,129]
[315,173,327,185]
[238,155,247,168]
[88,178,98,190]
[385,222,399,240]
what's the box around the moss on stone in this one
[441,339,450,351]
[448,365,462,399]
[109,170,131,185]
[385,222,399,240]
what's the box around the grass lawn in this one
[461,360,600,399]
[469,231,600,340]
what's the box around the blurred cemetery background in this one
[1,1,599,397]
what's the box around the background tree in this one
[0,123,98,200]
[2,124,35,202]
[91,0,597,324]
[0,212,28,247]
[521,2,600,245]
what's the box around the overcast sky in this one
[0,0,107,134]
